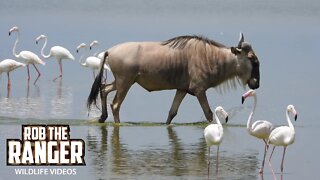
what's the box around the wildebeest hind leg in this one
[111,82,132,123]
[166,90,187,124]
[196,91,214,122]
[99,81,116,122]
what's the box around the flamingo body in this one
[82,56,109,70]
[49,46,75,61]
[0,59,25,88]
[269,126,295,146]
[249,120,274,139]
[0,59,25,73]
[204,124,223,146]
[16,50,45,65]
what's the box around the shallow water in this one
[0,0,320,179]
[0,119,318,180]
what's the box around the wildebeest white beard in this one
[215,76,245,94]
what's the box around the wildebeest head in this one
[231,33,260,89]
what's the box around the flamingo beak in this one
[76,49,79,53]
[225,116,229,123]
[242,96,245,104]
[89,47,92,50]
[295,113,297,121]
[36,41,38,44]
[9,32,11,36]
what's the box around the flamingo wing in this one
[18,51,45,65]
[204,124,223,145]
[251,120,274,138]
[0,59,25,73]
[268,126,295,146]
[86,56,102,69]
[51,46,75,60]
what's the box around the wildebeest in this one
[87,33,260,124]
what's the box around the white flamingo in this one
[268,105,297,175]
[9,26,45,85]
[204,106,228,178]
[0,59,25,88]
[35,34,75,81]
[77,43,110,79]
[242,89,274,174]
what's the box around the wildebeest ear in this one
[231,47,241,55]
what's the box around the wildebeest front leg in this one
[166,90,187,124]
[99,82,116,123]
[196,91,214,122]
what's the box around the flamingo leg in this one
[207,147,210,180]
[27,65,30,81]
[268,146,276,163]
[7,72,11,88]
[53,60,62,81]
[280,147,286,173]
[268,146,276,180]
[216,145,220,175]
[32,64,41,85]
[260,139,268,174]
[7,72,11,98]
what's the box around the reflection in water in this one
[50,80,73,118]
[0,79,75,120]
[86,126,260,179]
[0,96,45,119]
[167,126,186,176]
[86,125,109,178]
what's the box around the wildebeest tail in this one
[87,51,108,111]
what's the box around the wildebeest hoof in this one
[98,118,106,123]
[98,115,107,123]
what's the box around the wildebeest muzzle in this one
[247,52,260,89]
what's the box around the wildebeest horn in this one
[238,32,244,48]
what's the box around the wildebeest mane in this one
[162,35,227,49]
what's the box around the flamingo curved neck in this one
[79,48,88,66]
[12,31,20,58]
[214,111,222,127]
[92,44,100,57]
[40,37,51,58]
[286,110,294,130]
[247,94,257,131]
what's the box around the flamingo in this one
[268,105,297,175]
[35,34,75,81]
[77,43,110,79]
[204,106,228,178]
[242,89,274,174]
[0,59,25,88]
[9,26,45,85]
